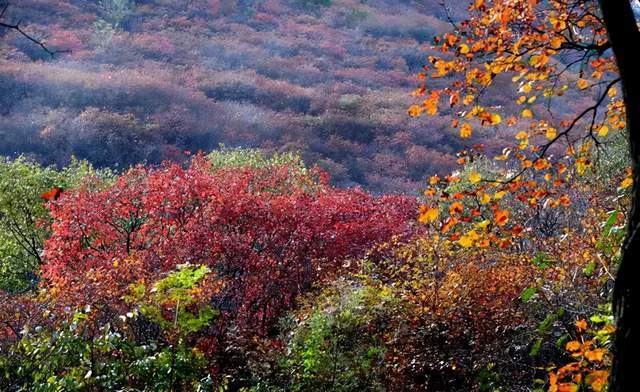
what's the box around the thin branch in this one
[0,3,68,57]
[484,77,621,185]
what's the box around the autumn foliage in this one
[405,0,627,390]
[0,0,460,193]
[0,0,633,391]
[40,155,416,345]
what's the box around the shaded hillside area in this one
[0,0,471,193]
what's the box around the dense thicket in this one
[0,151,419,390]
[0,144,623,390]
[1,0,633,390]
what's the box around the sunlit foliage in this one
[409,1,628,390]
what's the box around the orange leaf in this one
[585,370,610,392]
[577,79,589,89]
[575,319,587,331]
[584,348,606,362]
[408,105,423,117]
[449,202,464,215]
[441,217,459,233]
[493,210,509,226]
[565,340,581,352]
[557,383,579,392]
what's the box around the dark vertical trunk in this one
[598,1,640,391]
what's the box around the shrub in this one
[36,155,416,382]
[271,282,401,392]
[0,157,112,293]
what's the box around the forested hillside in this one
[1,0,467,193]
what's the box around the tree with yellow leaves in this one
[410,1,638,390]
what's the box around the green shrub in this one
[268,282,402,392]
[1,264,216,391]
[0,157,113,292]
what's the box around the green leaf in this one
[520,286,537,302]
[555,334,569,348]
[537,313,556,335]
[589,314,609,324]
[531,252,551,269]
[583,261,596,276]
[601,209,619,238]
[529,338,542,357]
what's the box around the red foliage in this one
[41,157,416,338]
[40,187,63,201]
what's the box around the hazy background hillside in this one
[2,0,494,193]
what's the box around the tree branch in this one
[0,3,67,57]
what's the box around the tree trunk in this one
[598,1,639,391]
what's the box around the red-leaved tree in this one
[40,156,416,346]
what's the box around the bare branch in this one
[0,3,68,57]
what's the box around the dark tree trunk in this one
[598,1,639,391]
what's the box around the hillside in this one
[1,0,472,193]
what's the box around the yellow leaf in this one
[515,131,529,140]
[469,172,482,184]
[479,193,491,204]
[522,109,533,118]
[494,191,506,199]
[460,123,473,138]
[458,230,479,247]
[598,125,609,137]
[575,157,592,175]
[459,43,470,54]
[475,219,490,229]
[546,127,557,140]
[458,235,472,247]
[608,87,617,98]
[620,177,633,189]
[577,79,589,90]
[490,113,502,125]
[419,207,439,223]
